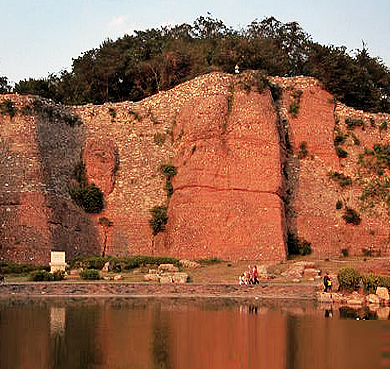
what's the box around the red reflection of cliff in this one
[98,304,287,369]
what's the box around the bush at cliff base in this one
[0,262,41,275]
[337,268,390,294]
[70,256,180,272]
[362,273,390,294]
[337,267,361,293]
[29,270,64,281]
[287,232,312,256]
[79,268,101,280]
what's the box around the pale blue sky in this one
[1,0,389,84]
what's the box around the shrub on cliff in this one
[297,141,308,159]
[329,171,352,187]
[335,146,348,158]
[287,232,312,256]
[342,207,361,225]
[69,184,104,213]
[345,118,364,130]
[149,205,168,235]
[0,76,11,93]
[334,129,347,145]
[160,164,177,198]
[0,99,16,118]
[268,81,282,101]
[288,99,299,118]
[160,164,177,179]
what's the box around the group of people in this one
[239,265,259,285]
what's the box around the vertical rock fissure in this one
[272,93,300,245]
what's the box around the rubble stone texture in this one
[83,138,118,195]
[2,72,390,264]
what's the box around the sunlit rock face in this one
[166,91,287,261]
[83,138,118,196]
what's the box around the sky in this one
[1,0,390,84]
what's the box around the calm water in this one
[0,297,389,369]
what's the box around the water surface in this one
[0,297,388,369]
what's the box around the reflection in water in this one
[152,305,172,369]
[0,298,388,369]
[50,307,66,336]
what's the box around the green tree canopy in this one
[9,15,390,113]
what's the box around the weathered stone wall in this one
[0,95,99,263]
[166,90,286,260]
[272,76,390,257]
[2,72,390,263]
[73,73,234,258]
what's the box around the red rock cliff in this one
[2,72,390,263]
[166,91,286,260]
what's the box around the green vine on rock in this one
[160,163,177,198]
[149,205,168,235]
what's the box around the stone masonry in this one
[2,72,390,263]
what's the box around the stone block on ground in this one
[159,272,188,284]
[160,275,174,283]
[316,292,333,303]
[377,307,390,320]
[179,260,201,269]
[144,273,160,282]
[331,293,346,304]
[347,292,365,307]
[367,294,380,305]
[296,261,315,269]
[303,268,320,279]
[282,263,306,278]
[172,272,188,283]
[158,264,179,273]
[102,262,110,273]
[256,265,268,278]
[376,287,390,302]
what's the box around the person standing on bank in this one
[323,273,332,292]
[253,265,259,284]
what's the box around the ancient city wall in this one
[2,72,390,263]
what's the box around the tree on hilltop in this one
[10,15,390,114]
